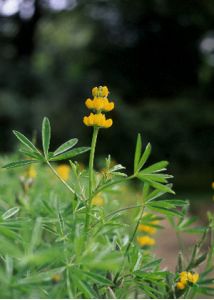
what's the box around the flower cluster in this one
[176,271,199,290]
[83,86,114,128]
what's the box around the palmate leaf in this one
[42,117,51,158]
[50,147,90,161]
[53,138,78,156]
[2,160,38,169]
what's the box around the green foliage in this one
[0,119,213,298]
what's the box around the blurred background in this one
[0,0,214,208]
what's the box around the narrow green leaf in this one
[141,161,169,174]
[160,199,188,206]
[192,252,207,268]
[2,160,38,169]
[147,204,183,217]
[83,271,112,285]
[0,235,22,257]
[148,200,176,209]
[137,142,151,172]
[134,133,142,173]
[147,189,167,202]
[19,247,62,266]
[17,267,65,285]
[71,274,96,299]
[30,217,43,252]
[13,130,41,154]
[2,207,20,220]
[50,147,90,161]
[19,148,43,160]
[54,138,78,156]
[138,173,168,183]
[137,177,174,194]
[42,117,51,158]
[141,259,162,271]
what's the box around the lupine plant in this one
[1,86,214,298]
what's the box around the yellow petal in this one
[92,87,98,97]
[176,281,186,290]
[104,119,113,128]
[85,98,94,109]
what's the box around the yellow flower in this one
[138,224,156,234]
[91,195,104,206]
[51,274,61,284]
[26,165,37,179]
[188,272,199,284]
[83,86,114,128]
[176,281,186,290]
[92,86,109,97]
[22,165,36,180]
[137,236,156,247]
[83,113,113,128]
[179,272,188,284]
[56,164,70,181]
[178,271,199,287]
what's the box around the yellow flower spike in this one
[84,86,114,128]
[137,236,156,247]
[176,281,186,290]
[56,164,70,181]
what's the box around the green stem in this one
[85,126,99,234]
[114,200,146,283]
[46,161,75,194]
